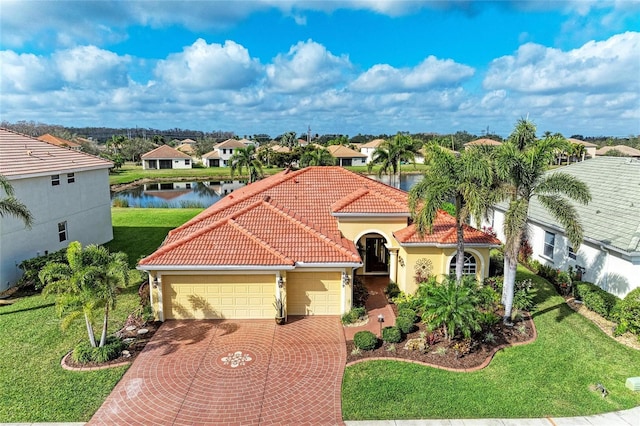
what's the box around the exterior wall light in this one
[277,276,284,288]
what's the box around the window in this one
[568,246,577,260]
[222,149,227,154]
[544,231,555,258]
[51,175,60,186]
[67,173,75,183]
[58,221,67,242]
[185,159,190,165]
[449,252,477,275]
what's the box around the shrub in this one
[452,339,472,358]
[513,279,537,311]
[528,259,541,274]
[615,288,640,337]
[18,249,68,290]
[352,276,369,307]
[385,281,400,299]
[395,316,415,334]
[477,285,500,311]
[538,264,559,284]
[478,311,501,328]
[111,198,130,208]
[489,249,504,276]
[575,282,621,320]
[341,307,366,325]
[398,307,417,323]
[353,331,378,350]
[72,337,126,364]
[382,326,402,343]
[404,337,427,352]
[393,292,422,312]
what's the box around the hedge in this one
[574,281,621,321]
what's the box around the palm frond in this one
[537,194,584,249]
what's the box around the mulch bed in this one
[346,305,536,371]
[62,319,162,371]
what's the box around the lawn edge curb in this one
[61,351,131,371]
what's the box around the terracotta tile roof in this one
[394,210,501,246]
[202,150,221,159]
[37,134,82,149]
[464,138,503,146]
[176,143,196,155]
[215,139,248,149]
[327,145,367,158]
[331,187,408,214]
[141,145,191,159]
[0,128,112,178]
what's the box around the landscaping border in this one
[60,351,131,372]
[346,313,537,372]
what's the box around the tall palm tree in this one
[496,119,591,324]
[40,242,131,347]
[409,144,498,283]
[300,147,335,167]
[229,145,264,183]
[368,133,416,188]
[0,174,34,228]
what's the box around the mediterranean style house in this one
[142,145,192,170]
[0,129,114,290]
[488,157,640,298]
[138,166,500,321]
[360,139,385,164]
[202,139,249,167]
[327,145,367,166]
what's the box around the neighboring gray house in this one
[488,157,640,298]
[0,128,114,290]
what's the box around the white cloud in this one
[0,51,58,93]
[266,40,352,93]
[154,39,261,91]
[484,32,640,94]
[53,46,131,89]
[351,56,475,93]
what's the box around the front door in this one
[365,237,389,273]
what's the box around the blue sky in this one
[1,1,639,138]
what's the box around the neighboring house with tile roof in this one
[360,138,385,164]
[487,157,640,298]
[327,145,367,167]
[464,138,503,149]
[37,133,83,151]
[202,139,248,167]
[138,166,500,320]
[0,128,114,290]
[567,138,597,160]
[596,145,640,159]
[141,145,192,170]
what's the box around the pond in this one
[111,174,423,208]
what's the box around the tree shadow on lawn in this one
[518,269,576,323]
[106,226,175,267]
[0,302,55,316]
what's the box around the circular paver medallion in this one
[217,350,255,369]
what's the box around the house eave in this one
[137,264,296,272]
[398,242,501,249]
[332,213,410,218]
[4,164,113,180]
[295,261,363,268]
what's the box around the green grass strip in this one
[342,267,640,419]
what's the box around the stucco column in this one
[154,273,164,322]
[388,249,398,283]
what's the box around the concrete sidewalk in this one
[345,405,640,426]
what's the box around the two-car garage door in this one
[162,275,273,319]
[161,271,342,319]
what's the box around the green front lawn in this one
[0,207,200,422]
[342,268,640,419]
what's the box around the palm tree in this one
[300,147,335,167]
[40,242,131,347]
[229,145,264,183]
[495,119,591,324]
[368,133,416,188]
[409,144,498,283]
[0,174,34,228]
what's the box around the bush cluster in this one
[353,331,378,351]
[352,276,369,307]
[382,326,402,343]
[341,307,366,325]
[394,316,415,334]
[72,337,126,364]
[616,288,640,337]
[574,282,621,321]
[384,282,400,299]
[18,249,68,290]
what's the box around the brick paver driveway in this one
[89,317,346,425]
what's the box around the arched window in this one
[449,252,477,275]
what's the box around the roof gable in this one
[394,210,501,245]
[327,145,367,158]
[37,134,81,149]
[215,139,248,149]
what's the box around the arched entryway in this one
[355,232,392,275]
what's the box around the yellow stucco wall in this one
[337,217,408,248]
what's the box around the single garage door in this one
[162,274,274,319]
[286,271,341,315]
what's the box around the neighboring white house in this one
[487,157,640,298]
[327,145,367,167]
[567,138,597,160]
[360,139,385,164]
[0,128,114,290]
[202,139,248,167]
[141,145,192,170]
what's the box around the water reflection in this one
[111,180,246,208]
[111,174,423,208]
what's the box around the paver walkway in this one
[344,276,395,341]
[88,316,345,425]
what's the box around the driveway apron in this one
[88,317,346,426]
